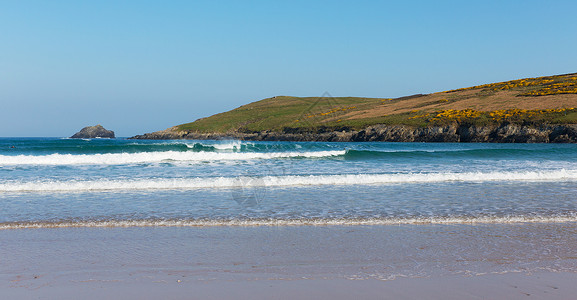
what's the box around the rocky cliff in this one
[70,125,115,139]
[130,123,577,143]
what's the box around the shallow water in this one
[1,138,577,228]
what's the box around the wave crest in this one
[1,169,576,192]
[0,150,345,166]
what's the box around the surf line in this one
[1,170,577,192]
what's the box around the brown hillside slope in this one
[132,73,577,142]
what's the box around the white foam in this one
[0,150,345,166]
[2,215,577,230]
[1,169,576,192]
[210,140,244,150]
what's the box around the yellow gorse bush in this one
[446,78,554,93]
[520,78,577,96]
[429,109,482,122]
[410,108,576,123]
[445,74,577,97]
[488,108,575,121]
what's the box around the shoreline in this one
[130,123,577,143]
[3,217,577,230]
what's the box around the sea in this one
[2,137,577,283]
[1,137,577,228]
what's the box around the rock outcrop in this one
[70,125,115,139]
[130,123,577,143]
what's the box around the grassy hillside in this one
[176,73,577,133]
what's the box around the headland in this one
[132,73,577,143]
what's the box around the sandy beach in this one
[4,272,577,300]
[2,224,576,299]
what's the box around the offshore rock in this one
[70,125,115,139]
[130,123,577,143]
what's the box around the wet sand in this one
[2,224,577,299]
[4,272,577,300]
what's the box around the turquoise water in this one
[1,138,577,228]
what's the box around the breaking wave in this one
[2,169,576,192]
[0,150,345,166]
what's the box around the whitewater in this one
[1,138,577,229]
[2,170,577,192]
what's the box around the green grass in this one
[177,98,577,134]
[177,96,386,133]
[174,74,577,134]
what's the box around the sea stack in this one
[70,125,115,139]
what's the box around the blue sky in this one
[1,0,576,137]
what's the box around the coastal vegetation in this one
[445,74,577,96]
[173,73,577,134]
[410,108,577,126]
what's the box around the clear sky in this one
[1,0,576,137]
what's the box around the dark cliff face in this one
[130,123,577,143]
[351,124,577,143]
[70,125,115,139]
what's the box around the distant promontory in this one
[71,125,115,139]
[131,73,577,143]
